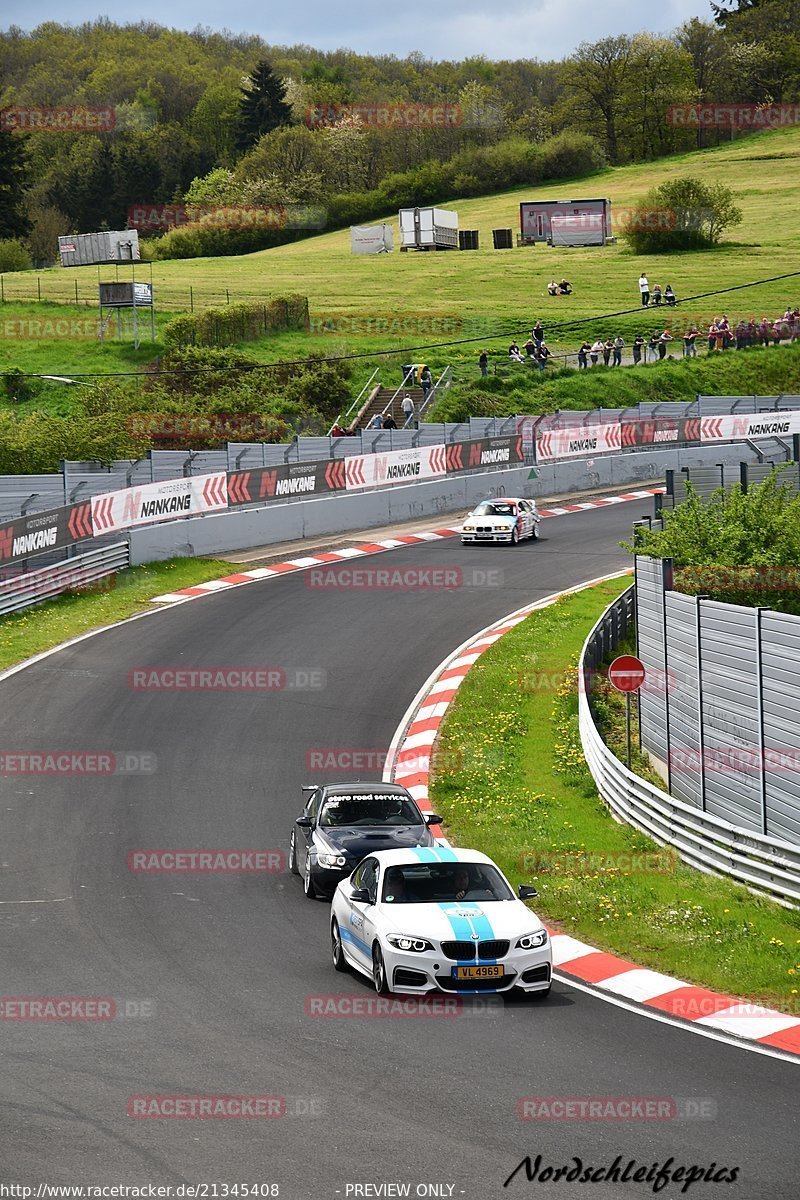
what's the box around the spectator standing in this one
[714,320,725,353]
[602,337,613,366]
[578,341,590,369]
[759,317,771,346]
[419,365,433,404]
[632,334,644,365]
[367,412,384,430]
[683,326,698,357]
[536,343,551,372]
[664,284,676,306]
[384,413,398,431]
[647,332,660,362]
[718,315,731,350]
[532,320,545,345]
[639,274,650,306]
[652,284,663,307]
[707,321,718,352]
[330,422,346,438]
[479,349,489,376]
[401,393,416,427]
[612,334,624,366]
[747,318,757,347]
[590,338,603,366]
[659,329,675,359]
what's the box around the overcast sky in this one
[5,1,715,61]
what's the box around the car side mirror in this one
[295,815,313,828]
[518,884,538,900]
[351,887,370,904]
[425,814,443,826]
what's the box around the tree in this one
[0,128,30,238]
[237,61,292,151]
[561,37,633,162]
[674,19,728,147]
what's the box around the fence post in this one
[226,289,230,305]
[0,275,3,302]
[756,606,768,835]
[74,280,78,304]
[37,277,41,301]
[189,287,194,313]
[696,596,706,812]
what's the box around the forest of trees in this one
[0,1,797,262]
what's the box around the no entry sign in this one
[608,655,646,693]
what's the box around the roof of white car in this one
[367,847,496,867]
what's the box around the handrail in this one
[418,365,452,421]
[382,366,417,418]
[578,587,800,907]
[329,367,381,434]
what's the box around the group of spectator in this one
[547,278,573,296]
[638,275,677,307]
[577,336,630,368]
[501,320,553,371]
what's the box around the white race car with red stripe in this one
[330,846,551,997]
[460,497,540,544]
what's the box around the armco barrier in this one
[579,587,800,906]
[0,542,129,617]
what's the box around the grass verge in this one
[0,556,237,672]
[430,577,800,1006]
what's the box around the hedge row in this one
[163,295,309,348]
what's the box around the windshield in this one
[473,502,516,517]
[381,862,513,903]
[319,794,423,828]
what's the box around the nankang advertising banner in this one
[699,411,800,442]
[536,423,622,463]
[91,473,227,534]
[344,445,447,490]
[0,502,93,568]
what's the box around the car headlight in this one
[386,934,434,952]
[316,851,347,868]
[463,525,474,532]
[495,525,510,532]
[516,930,548,949]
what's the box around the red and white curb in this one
[383,572,800,1062]
[149,488,663,605]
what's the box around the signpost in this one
[608,654,646,769]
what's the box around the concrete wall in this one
[127,442,770,564]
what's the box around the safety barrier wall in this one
[579,586,800,906]
[0,542,129,618]
[126,442,759,565]
[636,555,800,846]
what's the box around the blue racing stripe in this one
[411,848,439,863]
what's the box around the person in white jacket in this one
[639,273,650,306]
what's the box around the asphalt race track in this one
[1,502,798,1198]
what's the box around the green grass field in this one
[430,580,800,1003]
[2,126,800,397]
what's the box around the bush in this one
[0,238,33,272]
[538,131,606,181]
[621,177,742,254]
[163,296,309,348]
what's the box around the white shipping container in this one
[398,207,458,250]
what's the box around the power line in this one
[2,269,799,380]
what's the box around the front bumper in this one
[461,529,514,544]
[382,942,552,995]
[311,861,357,896]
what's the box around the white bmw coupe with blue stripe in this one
[330,847,552,997]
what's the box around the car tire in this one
[288,829,300,875]
[331,920,348,973]
[531,523,539,541]
[303,855,317,899]
[511,527,520,546]
[372,944,391,995]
